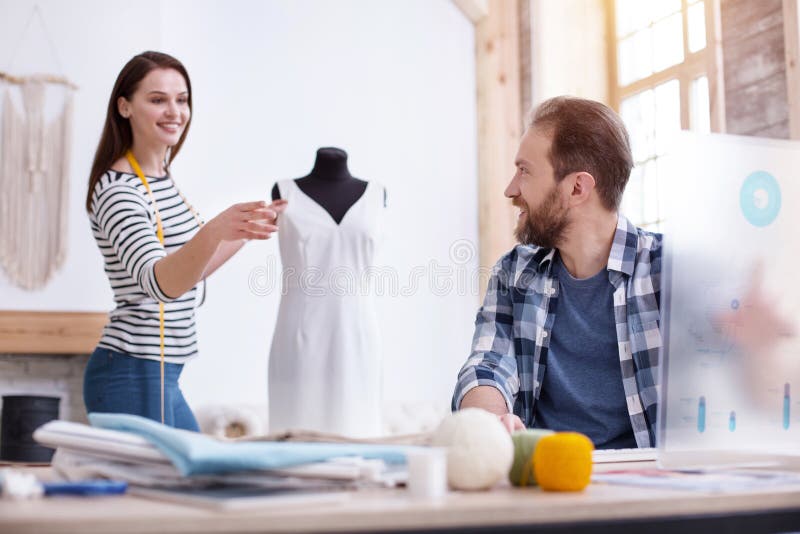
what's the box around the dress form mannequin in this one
[268,147,387,437]
[271,147,385,221]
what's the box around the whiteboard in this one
[659,132,800,467]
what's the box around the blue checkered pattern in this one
[452,214,662,447]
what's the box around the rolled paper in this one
[508,429,554,486]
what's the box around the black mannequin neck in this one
[309,147,353,182]
[271,147,385,225]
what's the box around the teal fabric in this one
[89,413,410,476]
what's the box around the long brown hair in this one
[85,51,193,212]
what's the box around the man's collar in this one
[532,247,556,274]
[605,213,638,277]
[524,212,638,278]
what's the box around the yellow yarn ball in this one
[532,432,594,492]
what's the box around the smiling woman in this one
[118,70,190,156]
[82,51,287,430]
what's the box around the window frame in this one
[607,0,726,134]
[606,0,726,230]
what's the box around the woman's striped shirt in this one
[89,170,202,362]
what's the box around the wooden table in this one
[2,463,800,533]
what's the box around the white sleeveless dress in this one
[268,179,384,437]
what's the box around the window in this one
[611,0,723,231]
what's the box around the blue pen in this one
[43,480,128,496]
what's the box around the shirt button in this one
[548,287,556,296]
[541,331,548,338]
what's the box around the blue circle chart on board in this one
[740,171,781,227]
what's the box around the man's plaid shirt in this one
[452,214,662,447]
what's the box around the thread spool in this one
[1,396,60,462]
[508,429,554,486]
[405,447,447,499]
[533,432,594,492]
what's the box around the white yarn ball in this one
[430,408,513,491]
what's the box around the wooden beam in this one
[518,0,532,116]
[0,311,105,354]
[474,0,522,272]
[706,0,726,133]
[452,0,489,24]
[680,0,691,130]
[531,0,610,106]
[784,0,800,138]
[606,0,619,111]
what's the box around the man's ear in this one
[117,96,130,119]
[569,172,596,206]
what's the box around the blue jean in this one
[83,347,199,431]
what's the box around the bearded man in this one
[452,96,662,449]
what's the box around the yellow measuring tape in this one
[126,150,202,425]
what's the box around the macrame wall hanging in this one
[0,5,77,290]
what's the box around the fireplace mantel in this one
[0,312,106,354]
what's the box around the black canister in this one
[0,395,60,462]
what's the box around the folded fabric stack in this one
[34,414,414,497]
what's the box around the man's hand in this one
[460,386,525,434]
[498,413,525,434]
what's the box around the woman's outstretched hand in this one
[206,199,288,242]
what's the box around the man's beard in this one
[513,185,570,249]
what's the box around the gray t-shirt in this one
[532,254,636,449]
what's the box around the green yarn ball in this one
[508,429,555,486]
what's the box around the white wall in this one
[530,0,609,106]
[0,0,478,417]
[0,0,162,311]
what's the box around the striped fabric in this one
[452,214,662,447]
[89,170,202,362]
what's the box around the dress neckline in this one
[291,179,371,227]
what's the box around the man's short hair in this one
[529,96,633,211]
